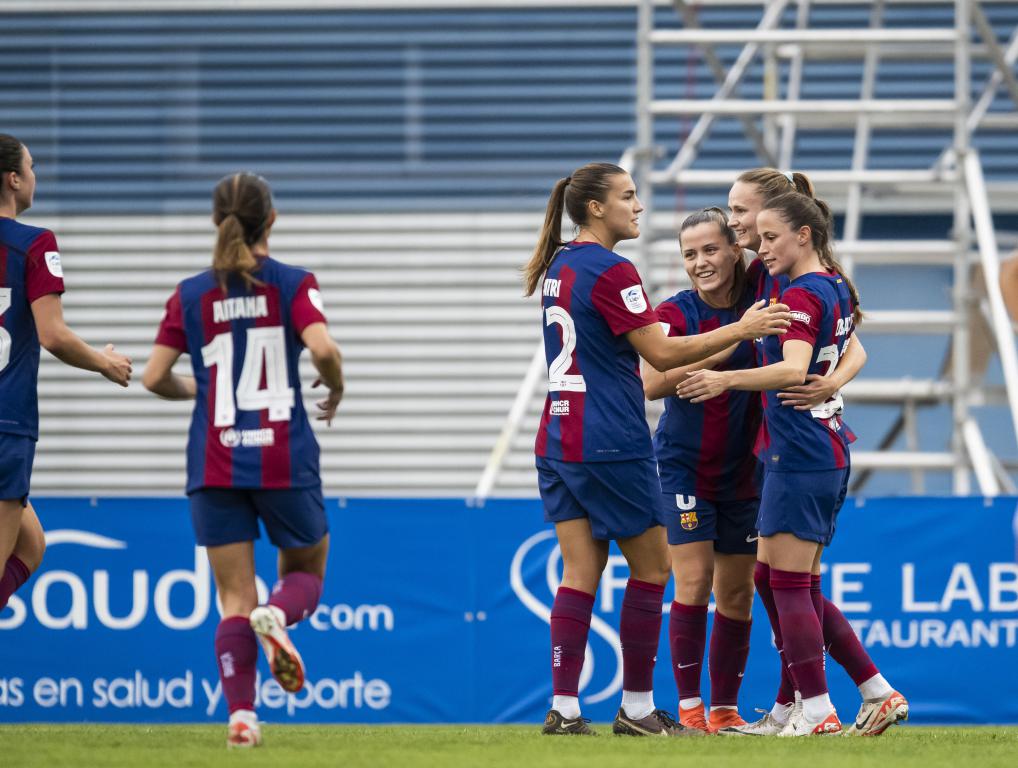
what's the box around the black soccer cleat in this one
[542,709,596,735]
[612,708,706,737]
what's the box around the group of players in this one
[1,133,908,745]
[527,162,909,738]
[0,134,342,747]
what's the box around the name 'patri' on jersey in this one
[155,257,327,492]
[0,219,65,439]
[535,242,658,462]
[755,270,857,471]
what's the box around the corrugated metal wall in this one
[4,3,1017,496]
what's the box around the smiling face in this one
[755,208,810,276]
[727,180,765,251]
[681,221,741,305]
[588,172,644,243]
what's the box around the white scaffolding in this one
[477,0,1018,500]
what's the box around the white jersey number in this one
[809,341,845,420]
[545,306,586,392]
[0,288,12,373]
[201,326,296,428]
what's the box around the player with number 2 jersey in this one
[522,162,791,738]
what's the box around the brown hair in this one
[522,162,628,297]
[761,191,863,324]
[679,206,747,308]
[0,133,25,183]
[737,167,817,203]
[211,172,273,290]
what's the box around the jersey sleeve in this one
[780,287,823,346]
[290,272,328,335]
[654,300,688,338]
[25,230,66,303]
[590,261,658,335]
[154,287,187,352]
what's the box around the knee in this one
[218,583,259,618]
[13,525,46,573]
[674,568,713,605]
[631,559,672,588]
[715,582,755,620]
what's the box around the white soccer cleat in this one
[844,690,909,736]
[250,605,306,693]
[775,692,804,737]
[777,709,842,737]
[729,702,794,736]
[227,709,263,749]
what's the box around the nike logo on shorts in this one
[676,662,699,669]
[745,534,760,542]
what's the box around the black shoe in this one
[612,708,704,737]
[542,709,595,735]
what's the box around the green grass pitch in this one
[2,724,1016,768]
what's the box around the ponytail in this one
[523,176,570,297]
[211,172,273,291]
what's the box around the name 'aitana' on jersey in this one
[212,295,269,324]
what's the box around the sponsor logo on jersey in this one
[790,310,811,324]
[45,251,63,278]
[550,400,570,416]
[219,427,275,448]
[680,511,699,531]
[212,295,269,324]
[620,285,647,314]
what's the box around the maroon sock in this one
[0,555,30,610]
[754,563,795,705]
[770,568,827,699]
[215,616,258,714]
[550,586,595,696]
[709,610,752,708]
[620,579,665,692]
[268,571,323,626]
[669,601,707,700]
[810,575,825,625]
[823,596,879,685]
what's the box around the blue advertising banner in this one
[1,496,1016,724]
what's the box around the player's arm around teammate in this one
[642,209,764,734]
[679,192,906,737]
[523,164,788,739]
[0,133,131,613]
[143,172,343,749]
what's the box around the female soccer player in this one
[0,134,132,613]
[728,170,906,737]
[144,172,344,749]
[523,162,790,736]
[678,191,904,736]
[643,208,760,734]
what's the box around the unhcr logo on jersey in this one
[219,428,275,448]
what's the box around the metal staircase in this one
[478,0,1018,499]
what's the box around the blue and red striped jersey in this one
[754,271,857,471]
[652,287,762,500]
[0,219,66,439]
[535,242,658,462]
[155,257,327,492]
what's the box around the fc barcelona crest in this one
[680,511,699,531]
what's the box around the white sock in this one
[621,690,654,720]
[552,695,580,720]
[770,701,792,724]
[802,692,834,723]
[710,705,737,712]
[858,673,893,700]
[679,697,702,711]
[229,708,258,726]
